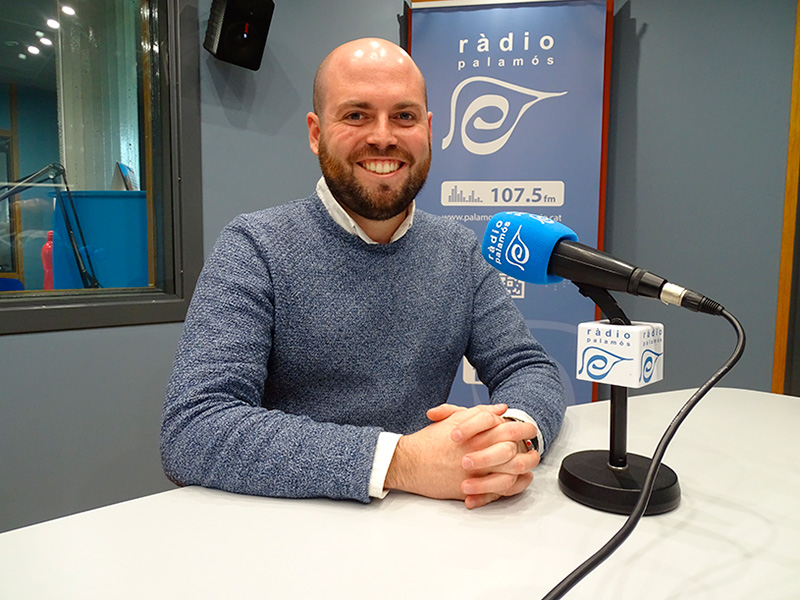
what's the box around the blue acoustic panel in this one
[52,191,148,290]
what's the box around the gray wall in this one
[0,0,795,532]
[606,0,794,396]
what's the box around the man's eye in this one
[397,112,414,121]
[345,113,363,121]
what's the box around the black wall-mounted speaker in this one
[203,0,275,71]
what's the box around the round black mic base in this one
[558,450,680,516]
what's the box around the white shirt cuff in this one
[369,431,402,499]
[502,407,544,455]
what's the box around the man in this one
[161,38,566,509]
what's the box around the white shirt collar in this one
[316,177,415,245]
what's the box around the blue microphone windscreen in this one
[482,212,578,284]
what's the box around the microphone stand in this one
[0,163,99,289]
[557,283,680,516]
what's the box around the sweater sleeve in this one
[463,236,567,454]
[160,216,380,502]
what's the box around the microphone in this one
[481,211,723,315]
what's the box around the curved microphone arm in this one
[0,163,65,203]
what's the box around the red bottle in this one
[41,230,53,290]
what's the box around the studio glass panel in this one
[0,0,202,333]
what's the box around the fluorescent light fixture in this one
[18,53,26,60]
[35,31,44,38]
[40,37,53,46]
[47,19,60,29]
[62,6,76,16]
[27,45,40,55]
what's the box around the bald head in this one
[312,38,427,118]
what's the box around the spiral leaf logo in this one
[578,347,632,381]
[441,76,567,155]
[505,226,530,270]
[640,349,663,383]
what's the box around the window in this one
[0,0,202,334]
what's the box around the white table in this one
[1,388,798,599]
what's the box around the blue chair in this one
[0,277,23,291]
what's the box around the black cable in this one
[542,308,746,600]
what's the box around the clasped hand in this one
[384,403,540,509]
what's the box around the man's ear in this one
[307,112,321,155]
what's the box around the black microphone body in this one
[549,240,666,299]
[551,240,724,315]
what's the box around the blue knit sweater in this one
[161,194,566,502]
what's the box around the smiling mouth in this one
[359,159,404,175]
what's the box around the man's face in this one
[308,50,433,222]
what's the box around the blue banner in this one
[411,0,611,405]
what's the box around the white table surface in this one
[1,387,798,599]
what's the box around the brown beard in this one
[318,135,431,222]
